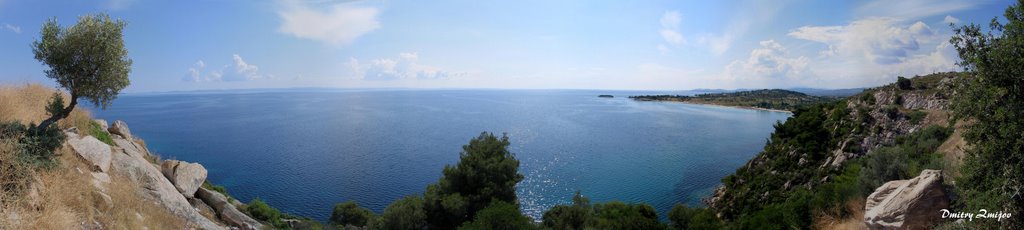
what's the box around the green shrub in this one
[330,201,375,228]
[668,204,722,230]
[379,195,427,230]
[592,201,666,230]
[897,76,912,90]
[458,200,535,230]
[87,121,113,145]
[246,198,284,228]
[2,121,66,169]
[907,110,928,124]
[542,191,593,229]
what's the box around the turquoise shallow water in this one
[88,89,789,221]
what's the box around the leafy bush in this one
[542,191,593,229]
[591,201,665,230]
[458,200,535,230]
[860,93,876,104]
[1,121,66,169]
[379,195,427,230]
[896,76,912,90]
[331,201,375,228]
[668,204,722,230]
[246,198,284,228]
[907,110,928,124]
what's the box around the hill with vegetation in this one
[629,89,839,111]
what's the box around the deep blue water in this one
[88,89,789,222]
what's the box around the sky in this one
[0,0,1015,93]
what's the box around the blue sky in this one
[0,0,1014,92]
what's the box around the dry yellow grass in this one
[1,84,187,229]
[814,198,868,230]
[0,83,94,132]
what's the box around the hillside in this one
[705,72,968,228]
[629,89,839,111]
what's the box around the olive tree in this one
[31,13,131,131]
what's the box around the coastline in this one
[637,99,794,113]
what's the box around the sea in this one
[87,89,790,222]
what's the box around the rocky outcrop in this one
[864,170,949,229]
[94,119,108,130]
[160,160,207,198]
[108,120,133,140]
[66,133,112,172]
[196,187,263,230]
[109,135,223,229]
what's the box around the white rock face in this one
[108,120,133,140]
[196,187,263,230]
[864,169,949,229]
[66,134,112,172]
[160,160,208,198]
[109,138,223,229]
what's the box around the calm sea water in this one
[88,89,789,221]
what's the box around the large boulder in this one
[196,187,263,230]
[161,160,208,198]
[112,135,149,159]
[66,134,112,172]
[108,120,133,140]
[864,169,949,229]
[109,145,224,229]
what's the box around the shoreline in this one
[637,99,794,113]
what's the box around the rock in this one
[94,119,108,130]
[161,160,208,198]
[113,135,149,159]
[196,187,263,230]
[109,145,224,230]
[91,172,111,192]
[67,134,112,172]
[92,190,113,211]
[108,120,133,140]
[864,169,949,229]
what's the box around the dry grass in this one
[814,197,868,230]
[0,83,94,132]
[1,84,188,229]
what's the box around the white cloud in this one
[278,0,380,46]
[349,52,462,81]
[723,40,810,87]
[183,55,272,82]
[857,0,978,21]
[943,15,960,24]
[2,23,19,34]
[658,11,685,47]
[789,18,934,64]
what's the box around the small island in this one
[629,89,838,112]
[598,95,614,98]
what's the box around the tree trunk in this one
[35,94,78,132]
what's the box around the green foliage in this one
[897,76,913,90]
[45,92,65,117]
[1,121,65,169]
[907,110,928,124]
[424,132,523,229]
[668,204,723,230]
[591,201,666,230]
[32,13,132,110]
[542,191,593,229]
[330,201,375,228]
[458,200,535,230]
[201,181,229,197]
[246,198,291,229]
[860,92,876,105]
[378,195,427,230]
[950,1,1024,227]
[87,120,113,145]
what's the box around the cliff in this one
[705,72,968,228]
